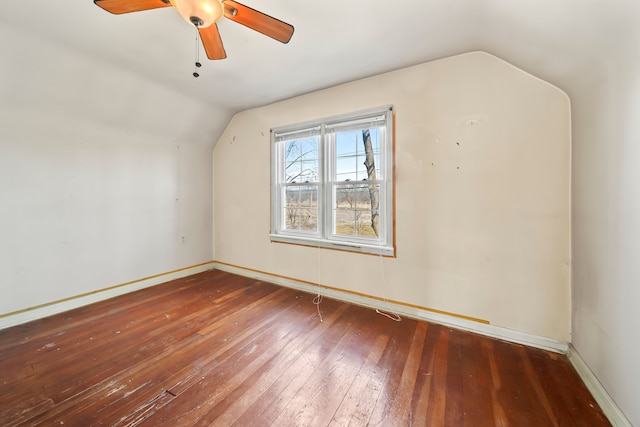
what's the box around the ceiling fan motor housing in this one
[190,16,204,27]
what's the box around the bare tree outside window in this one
[362,129,379,236]
[271,107,394,256]
[285,186,317,231]
[285,138,318,183]
[284,137,319,232]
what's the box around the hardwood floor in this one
[0,269,610,426]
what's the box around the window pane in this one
[272,107,393,255]
[333,183,380,238]
[285,137,319,183]
[284,185,318,232]
[335,127,382,182]
[335,131,362,181]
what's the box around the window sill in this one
[270,234,395,257]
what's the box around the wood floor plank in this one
[481,338,510,426]
[425,327,450,426]
[0,271,244,403]
[444,328,465,426]
[0,269,612,427]
[409,322,442,425]
[527,346,612,426]
[25,282,272,421]
[327,333,390,427]
[145,290,320,425]
[278,309,389,427]
[492,339,557,426]
[150,316,298,425]
[367,319,423,425]
[457,332,496,427]
[22,276,287,425]
[519,346,560,427]
[388,321,428,425]
[262,303,373,426]
[112,391,176,427]
[205,301,352,426]
[223,300,352,427]
[0,396,54,427]
[93,287,308,425]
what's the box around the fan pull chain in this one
[193,27,202,78]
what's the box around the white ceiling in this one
[1,0,638,142]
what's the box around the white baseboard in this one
[0,262,215,331]
[213,262,568,354]
[567,345,632,427]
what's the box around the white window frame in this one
[270,106,395,256]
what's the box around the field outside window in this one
[271,107,394,256]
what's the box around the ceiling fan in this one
[94,0,294,60]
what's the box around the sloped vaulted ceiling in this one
[2,0,637,127]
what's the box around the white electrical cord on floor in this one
[313,293,324,322]
[376,249,401,322]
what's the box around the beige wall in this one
[213,52,571,341]
[0,23,222,316]
[571,46,640,423]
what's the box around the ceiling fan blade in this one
[200,24,227,60]
[94,0,171,14]
[223,0,294,44]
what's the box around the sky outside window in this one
[335,128,381,182]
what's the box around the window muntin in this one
[271,107,394,256]
[284,137,319,184]
[283,184,319,233]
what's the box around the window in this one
[271,106,394,256]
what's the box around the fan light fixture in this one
[170,0,224,28]
[94,0,294,62]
